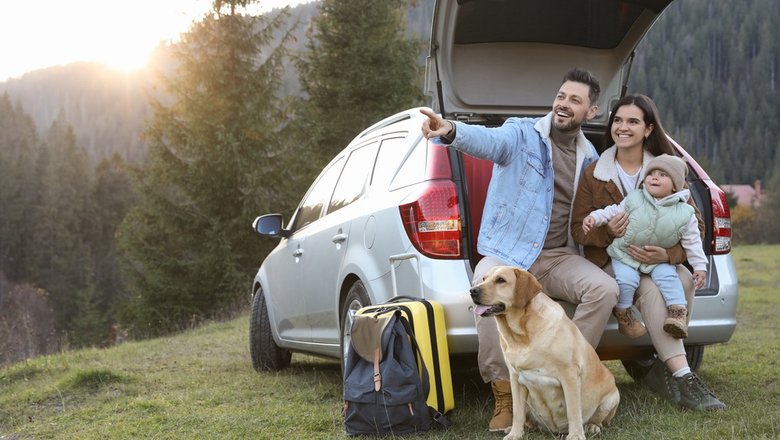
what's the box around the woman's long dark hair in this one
[604,94,676,157]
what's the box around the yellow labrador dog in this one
[470,266,619,440]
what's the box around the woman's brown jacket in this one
[570,145,704,269]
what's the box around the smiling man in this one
[421,67,620,433]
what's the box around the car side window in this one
[371,136,409,188]
[327,142,379,215]
[292,157,345,232]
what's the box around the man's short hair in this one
[563,68,600,105]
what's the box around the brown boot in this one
[613,307,647,339]
[663,305,688,338]
[489,380,513,432]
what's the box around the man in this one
[421,68,619,432]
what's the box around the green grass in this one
[2,245,779,439]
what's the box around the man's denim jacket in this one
[435,112,599,269]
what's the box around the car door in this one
[306,141,380,345]
[264,156,345,343]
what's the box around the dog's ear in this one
[512,267,543,308]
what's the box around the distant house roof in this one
[721,180,763,207]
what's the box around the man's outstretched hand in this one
[420,108,453,139]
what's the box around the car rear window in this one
[454,0,666,49]
[390,137,428,190]
[371,137,410,189]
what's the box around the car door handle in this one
[332,233,347,244]
[292,249,303,257]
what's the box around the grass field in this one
[1,245,779,439]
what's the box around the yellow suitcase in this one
[356,254,455,422]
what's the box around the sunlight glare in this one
[77,1,204,74]
[0,0,207,79]
[0,0,311,81]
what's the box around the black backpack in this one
[343,310,432,436]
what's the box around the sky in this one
[0,0,311,82]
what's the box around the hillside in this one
[0,2,321,164]
[0,1,431,165]
[1,245,779,438]
[0,62,152,163]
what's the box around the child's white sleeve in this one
[680,216,708,271]
[588,201,626,226]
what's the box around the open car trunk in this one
[425,0,675,125]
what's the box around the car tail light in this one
[710,187,732,254]
[399,180,462,258]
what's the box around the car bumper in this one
[408,253,738,358]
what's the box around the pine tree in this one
[29,113,95,336]
[68,279,107,347]
[90,154,138,329]
[117,0,293,335]
[296,0,424,165]
[0,94,41,281]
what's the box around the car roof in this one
[424,0,675,124]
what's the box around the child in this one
[582,154,706,339]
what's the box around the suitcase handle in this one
[388,295,425,303]
[389,253,424,299]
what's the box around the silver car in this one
[249,0,737,378]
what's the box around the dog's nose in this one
[469,286,480,299]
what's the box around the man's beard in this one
[552,117,582,133]
[552,106,583,133]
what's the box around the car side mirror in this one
[252,214,290,238]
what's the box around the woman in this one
[571,94,726,411]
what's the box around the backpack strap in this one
[396,313,430,390]
[373,347,381,391]
[431,408,454,429]
[397,312,453,430]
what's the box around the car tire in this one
[621,357,656,381]
[340,281,370,373]
[622,346,705,381]
[685,345,704,371]
[249,287,291,371]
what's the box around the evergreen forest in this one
[629,0,780,185]
[1,0,778,363]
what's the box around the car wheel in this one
[621,357,656,382]
[340,281,369,372]
[685,345,704,371]
[249,287,291,371]
[622,346,705,381]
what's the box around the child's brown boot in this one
[663,305,688,338]
[613,307,647,339]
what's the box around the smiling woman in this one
[0,0,310,81]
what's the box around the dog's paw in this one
[585,423,602,434]
[565,432,586,440]
[503,430,524,440]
